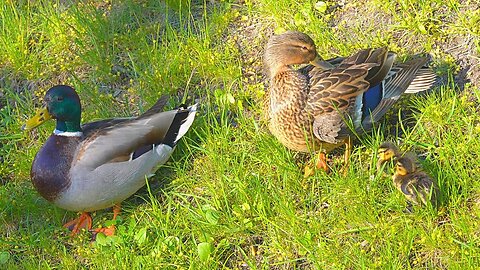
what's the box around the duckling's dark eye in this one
[301,46,308,51]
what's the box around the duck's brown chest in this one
[267,73,318,152]
[268,108,317,152]
[31,135,80,201]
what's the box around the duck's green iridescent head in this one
[23,85,82,133]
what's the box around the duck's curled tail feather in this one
[162,103,198,148]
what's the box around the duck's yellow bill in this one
[310,55,335,70]
[22,107,52,131]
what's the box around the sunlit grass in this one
[1,0,480,268]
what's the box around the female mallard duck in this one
[263,31,436,174]
[23,85,197,236]
[393,155,439,208]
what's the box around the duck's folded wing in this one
[79,94,170,144]
[312,111,350,144]
[361,57,432,129]
[305,63,375,114]
[76,110,178,169]
[304,64,375,143]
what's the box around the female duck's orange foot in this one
[63,212,92,236]
[315,152,329,172]
[304,152,329,178]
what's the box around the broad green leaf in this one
[0,252,10,264]
[134,227,148,245]
[197,242,213,261]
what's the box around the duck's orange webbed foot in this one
[315,152,329,172]
[304,152,329,178]
[90,204,121,238]
[91,226,116,237]
[63,212,93,236]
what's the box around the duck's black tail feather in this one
[138,94,170,119]
[162,103,198,148]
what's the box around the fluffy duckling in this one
[376,142,401,171]
[393,155,439,208]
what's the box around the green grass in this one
[1,0,480,268]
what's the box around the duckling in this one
[393,155,439,208]
[376,142,401,172]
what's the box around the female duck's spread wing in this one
[302,48,395,143]
[302,47,435,134]
[304,48,390,113]
[304,63,375,114]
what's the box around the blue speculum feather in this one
[361,83,383,119]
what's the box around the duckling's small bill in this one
[22,107,52,131]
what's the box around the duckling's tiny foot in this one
[63,212,92,236]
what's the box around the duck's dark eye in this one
[301,46,308,51]
[57,96,64,102]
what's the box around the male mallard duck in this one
[376,142,401,172]
[263,31,436,175]
[23,85,197,236]
[393,155,439,208]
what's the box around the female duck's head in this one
[264,31,319,78]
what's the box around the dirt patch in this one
[332,2,478,88]
[229,1,478,92]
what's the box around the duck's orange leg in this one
[91,204,121,237]
[344,137,352,165]
[342,137,352,175]
[63,212,93,236]
[304,151,329,178]
[316,152,329,172]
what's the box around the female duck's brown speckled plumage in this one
[263,31,437,163]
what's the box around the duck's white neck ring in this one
[53,129,83,137]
